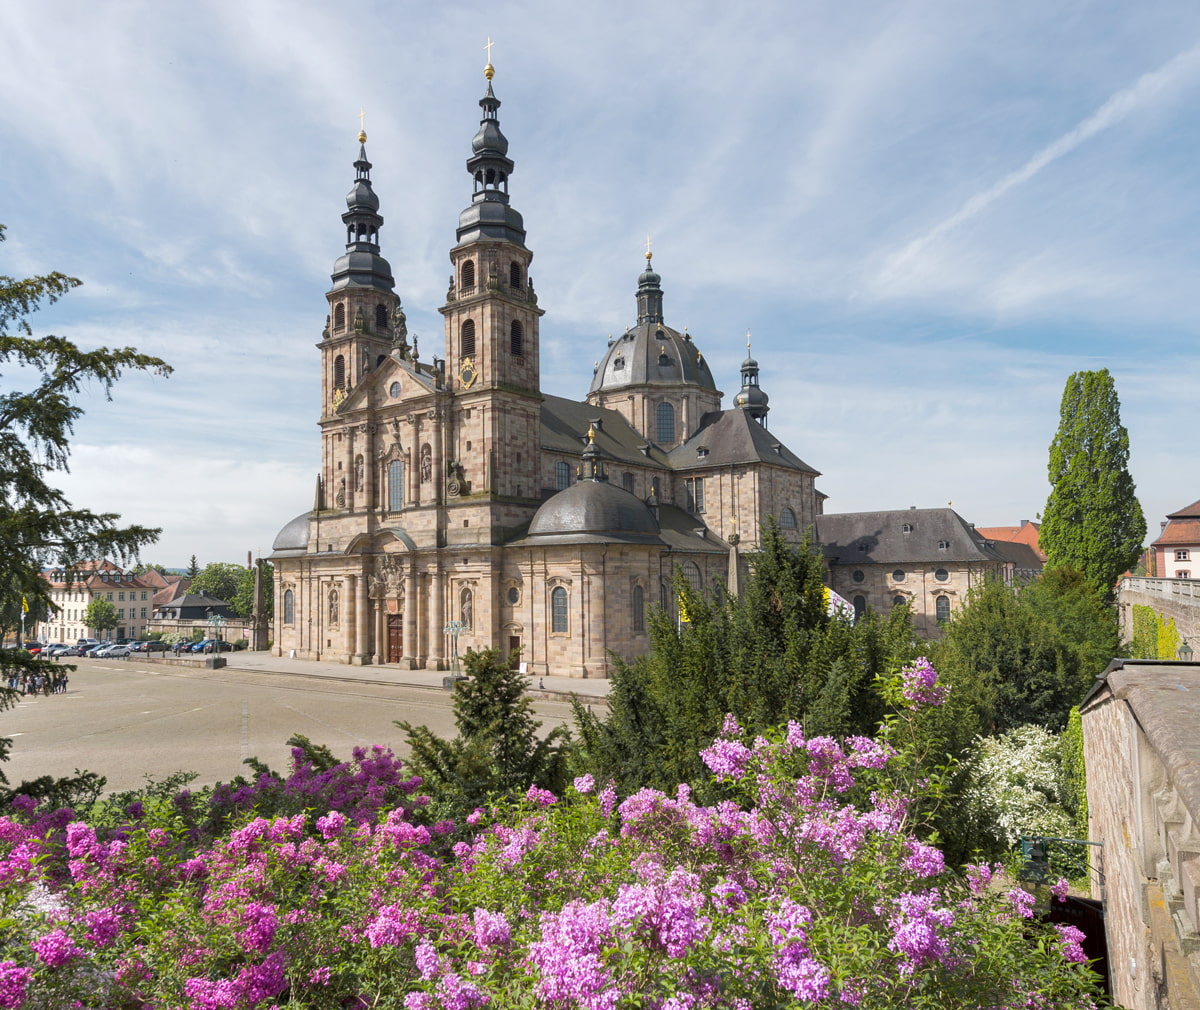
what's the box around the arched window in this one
[509,261,521,290]
[388,460,405,511]
[682,561,703,595]
[893,595,906,608]
[655,402,675,444]
[853,595,866,619]
[375,304,388,331]
[461,260,475,289]
[632,584,645,633]
[461,319,476,359]
[555,461,571,491]
[551,586,568,633]
[283,589,294,625]
[935,595,951,624]
[781,507,797,530]
[334,303,346,330]
[460,587,473,630]
[333,355,346,390]
[510,319,524,356]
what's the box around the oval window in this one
[892,569,905,582]
[507,587,520,605]
[852,570,865,584]
[389,381,402,398]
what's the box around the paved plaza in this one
[3,652,602,795]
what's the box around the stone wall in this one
[1082,662,1200,1009]
[1118,578,1200,649]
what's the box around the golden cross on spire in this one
[746,329,752,349]
[484,37,495,79]
[357,107,367,144]
[644,234,653,260]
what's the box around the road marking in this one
[241,700,249,761]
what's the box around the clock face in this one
[389,381,402,399]
[459,356,478,389]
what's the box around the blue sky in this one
[3,0,1199,565]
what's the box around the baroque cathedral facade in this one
[270,65,823,677]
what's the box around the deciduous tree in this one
[1042,369,1146,593]
[190,561,245,604]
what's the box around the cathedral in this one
[270,63,823,677]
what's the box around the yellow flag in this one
[678,593,691,623]
[21,596,29,614]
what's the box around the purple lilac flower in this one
[1055,924,1088,963]
[238,902,278,954]
[886,890,955,975]
[1051,877,1070,902]
[84,907,123,948]
[473,908,511,949]
[699,736,751,780]
[316,810,346,839]
[31,928,83,967]
[529,900,620,1010]
[0,962,33,1010]
[437,971,488,1010]
[965,862,997,895]
[903,839,945,878]
[1006,886,1036,919]
[415,939,441,980]
[574,774,596,794]
[899,657,949,707]
[598,783,617,818]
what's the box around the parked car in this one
[23,642,45,655]
[77,638,99,648]
[145,641,171,653]
[105,645,131,658]
[44,644,69,657]
[92,643,123,658]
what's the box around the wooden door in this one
[508,636,521,668]
[387,615,403,664]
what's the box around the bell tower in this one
[320,128,402,423]
[439,58,544,504]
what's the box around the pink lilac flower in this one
[598,784,617,818]
[84,907,123,948]
[308,966,333,985]
[1055,924,1088,963]
[405,994,434,1010]
[466,809,484,827]
[526,785,557,807]
[437,971,488,1010]
[529,900,620,1010]
[1051,877,1070,902]
[574,774,595,794]
[0,962,33,1010]
[238,902,278,954]
[31,928,84,967]
[316,810,346,839]
[899,657,950,707]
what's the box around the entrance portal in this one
[508,636,521,668]
[387,614,403,664]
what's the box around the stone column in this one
[374,597,386,664]
[403,568,418,666]
[345,574,357,658]
[356,574,370,664]
[431,564,445,669]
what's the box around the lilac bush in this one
[0,659,1107,1008]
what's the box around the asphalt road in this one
[2,657,579,796]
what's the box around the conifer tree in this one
[1041,369,1145,593]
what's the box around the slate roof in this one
[667,410,819,475]
[816,508,1011,566]
[540,395,671,471]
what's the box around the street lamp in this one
[444,620,465,675]
[1178,639,1194,663]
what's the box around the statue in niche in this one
[420,447,432,483]
[329,590,339,626]
[460,589,473,630]
[354,455,364,493]
[335,477,346,508]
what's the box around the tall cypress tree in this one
[1041,369,1145,594]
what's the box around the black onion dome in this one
[528,482,659,538]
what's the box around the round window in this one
[389,381,402,398]
[935,568,949,582]
[507,587,520,605]
[892,569,905,582]
[893,595,906,607]
[852,570,865,583]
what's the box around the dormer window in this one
[696,447,709,458]
[613,356,625,370]
[902,523,913,533]
[937,540,950,550]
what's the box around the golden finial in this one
[746,329,752,349]
[587,424,596,443]
[357,107,367,144]
[644,234,653,261]
[484,37,495,80]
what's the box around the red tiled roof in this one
[1167,499,1200,520]
[975,520,1046,562]
[1152,518,1200,547]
